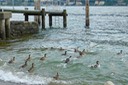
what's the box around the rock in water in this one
[104,81,114,85]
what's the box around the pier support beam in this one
[0,19,6,39]
[49,14,52,28]
[0,12,12,40]
[85,0,90,28]
[63,10,67,28]
[5,18,11,38]
[24,14,28,21]
[41,9,45,30]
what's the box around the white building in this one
[95,0,105,6]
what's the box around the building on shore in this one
[95,0,105,6]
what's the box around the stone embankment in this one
[10,21,39,38]
[0,21,38,40]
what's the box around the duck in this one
[82,49,85,53]
[79,49,85,56]
[74,47,79,52]
[8,57,15,64]
[25,54,31,61]
[62,51,67,56]
[91,61,100,68]
[50,47,55,50]
[28,63,34,73]
[40,54,47,61]
[53,72,59,80]
[59,47,65,51]
[51,47,54,49]
[117,50,122,55]
[65,56,72,63]
[79,51,83,56]
[19,60,28,69]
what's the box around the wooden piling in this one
[85,0,90,27]
[0,19,6,39]
[63,10,67,28]
[5,18,10,38]
[34,0,41,25]
[66,0,70,6]
[24,14,28,21]
[49,14,52,28]
[41,9,45,30]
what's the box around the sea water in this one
[0,6,128,85]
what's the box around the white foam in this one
[57,63,67,68]
[0,69,71,85]
[0,70,50,84]
[72,57,78,61]
[50,79,72,85]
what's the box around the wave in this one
[91,39,128,47]
[0,70,48,85]
[0,69,72,85]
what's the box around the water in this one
[0,6,128,85]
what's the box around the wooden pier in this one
[0,8,67,40]
[0,8,68,30]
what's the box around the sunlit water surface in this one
[0,6,128,85]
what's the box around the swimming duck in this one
[82,49,85,53]
[117,50,122,55]
[25,54,31,61]
[53,72,59,80]
[28,63,34,73]
[94,61,100,68]
[8,57,15,64]
[79,49,85,56]
[65,56,72,63]
[74,47,79,52]
[62,51,67,55]
[50,47,55,50]
[91,61,100,68]
[59,47,65,51]
[19,60,28,69]
[40,54,47,61]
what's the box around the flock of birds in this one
[7,47,123,80]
